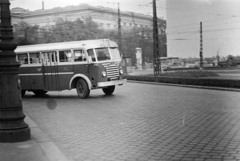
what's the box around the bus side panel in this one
[19,67,31,90]
[88,64,99,88]
[42,65,59,91]
[29,66,44,90]
[57,64,74,90]
[73,63,90,85]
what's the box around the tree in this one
[38,17,104,43]
[12,17,167,65]
[13,22,40,45]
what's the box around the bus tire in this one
[76,78,90,99]
[21,90,26,97]
[102,86,115,95]
[32,90,48,96]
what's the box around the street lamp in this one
[0,0,30,142]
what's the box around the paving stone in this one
[22,83,240,161]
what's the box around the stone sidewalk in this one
[0,116,71,161]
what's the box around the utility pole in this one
[141,29,145,67]
[153,0,161,75]
[199,22,203,70]
[118,3,122,56]
[42,1,44,10]
[0,0,30,142]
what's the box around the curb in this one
[128,80,240,92]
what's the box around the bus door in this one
[28,52,44,90]
[57,50,74,90]
[72,49,89,75]
[87,49,98,87]
[41,51,59,90]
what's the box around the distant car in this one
[218,55,240,67]
[194,61,212,67]
[218,60,233,67]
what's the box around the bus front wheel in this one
[32,90,48,96]
[76,78,90,99]
[102,86,115,95]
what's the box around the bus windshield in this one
[110,47,121,61]
[94,47,121,62]
[95,48,110,61]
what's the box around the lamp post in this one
[0,0,30,142]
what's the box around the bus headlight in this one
[102,71,107,77]
[119,68,123,75]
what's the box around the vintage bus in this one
[15,39,127,98]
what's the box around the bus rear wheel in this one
[102,86,115,95]
[76,78,90,99]
[32,90,48,96]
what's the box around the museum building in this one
[11,3,164,31]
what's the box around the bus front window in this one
[95,48,110,61]
[110,47,121,61]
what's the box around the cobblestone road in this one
[23,82,240,161]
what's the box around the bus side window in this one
[29,52,41,64]
[74,50,86,62]
[50,52,57,63]
[87,49,96,62]
[59,50,72,62]
[42,52,49,63]
[17,53,28,64]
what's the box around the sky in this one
[9,0,240,58]
[166,0,240,58]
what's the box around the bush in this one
[124,73,240,89]
[158,71,219,78]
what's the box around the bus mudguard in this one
[69,74,92,90]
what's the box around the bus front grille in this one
[103,63,119,80]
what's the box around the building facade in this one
[11,4,167,65]
[11,3,160,31]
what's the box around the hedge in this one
[124,75,240,89]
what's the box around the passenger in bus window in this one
[30,53,41,64]
[74,50,86,62]
[24,58,28,64]
[96,48,110,61]
[98,51,108,61]
[59,50,71,62]
[30,58,33,64]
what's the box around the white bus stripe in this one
[19,72,74,76]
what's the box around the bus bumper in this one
[97,79,127,87]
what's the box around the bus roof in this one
[15,39,118,53]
